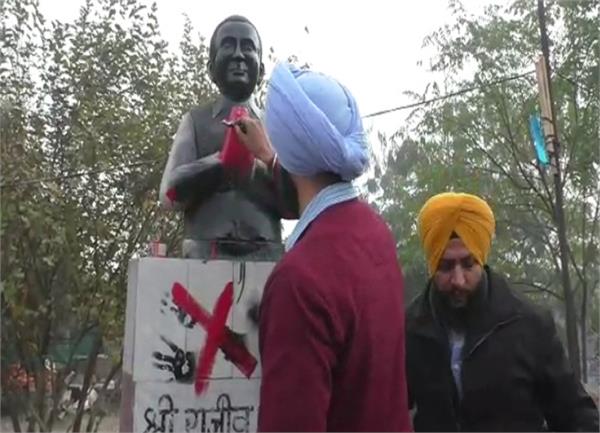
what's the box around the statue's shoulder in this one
[188,99,218,118]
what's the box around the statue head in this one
[208,15,265,102]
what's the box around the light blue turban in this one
[264,62,369,181]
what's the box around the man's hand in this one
[233,117,275,166]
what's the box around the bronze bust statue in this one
[159,15,286,260]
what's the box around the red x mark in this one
[171,282,258,394]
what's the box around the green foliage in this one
[373,0,598,356]
[1,0,217,429]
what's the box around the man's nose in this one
[450,265,466,287]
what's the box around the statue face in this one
[210,21,263,101]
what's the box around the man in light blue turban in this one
[235,62,411,432]
[235,63,370,248]
[264,63,368,182]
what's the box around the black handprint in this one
[152,336,195,383]
[160,292,196,329]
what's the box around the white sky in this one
[39,0,498,237]
[40,0,497,135]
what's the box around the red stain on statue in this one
[165,187,177,203]
[171,282,257,394]
[219,106,254,177]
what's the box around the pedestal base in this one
[120,258,275,432]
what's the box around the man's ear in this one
[207,59,216,84]
[257,62,265,86]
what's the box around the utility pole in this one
[536,0,581,379]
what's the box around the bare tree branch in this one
[512,280,563,300]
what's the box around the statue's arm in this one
[251,159,298,219]
[159,113,225,211]
[232,118,298,218]
[252,159,274,184]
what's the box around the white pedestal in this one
[120,258,275,433]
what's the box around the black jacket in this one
[406,268,599,432]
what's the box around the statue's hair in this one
[209,15,262,63]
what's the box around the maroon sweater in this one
[258,199,411,432]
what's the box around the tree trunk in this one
[1,369,23,433]
[85,357,122,432]
[561,253,582,379]
[72,332,102,433]
[47,324,98,432]
[45,368,66,433]
[8,403,22,433]
[581,282,588,382]
[537,0,581,379]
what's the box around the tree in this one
[373,0,598,379]
[1,0,217,430]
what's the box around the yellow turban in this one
[417,192,496,275]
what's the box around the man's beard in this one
[444,290,470,309]
[431,272,488,330]
[437,292,470,329]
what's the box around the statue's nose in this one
[232,42,244,59]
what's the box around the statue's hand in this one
[234,117,275,166]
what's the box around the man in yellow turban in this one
[405,192,598,432]
[418,192,495,276]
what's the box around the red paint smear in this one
[171,282,257,384]
[219,106,254,176]
[194,282,233,394]
[166,188,177,203]
[172,282,212,328]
